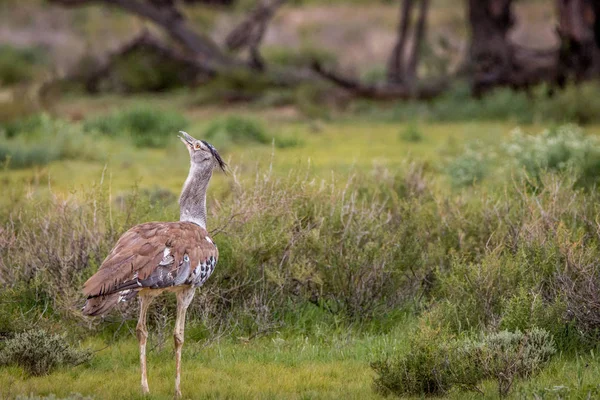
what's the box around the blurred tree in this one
[48,0,309,90]
[313,0,448,99]
[467,0,556,96]
[556,0,600,85]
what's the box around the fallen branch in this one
[312,61,447,100]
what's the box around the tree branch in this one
[226,0,286,70]
[49,0,229,64]
[312,61,446,100]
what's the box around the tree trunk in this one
[556,0,600,86]
[467,0,515,96]
[405,0,429,89]
[387,0,415,85]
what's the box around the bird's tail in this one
[82,293,120,317]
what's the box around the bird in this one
[81,131,226,397]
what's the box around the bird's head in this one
[178,131,226,173]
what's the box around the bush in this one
[0,114,102,168]
[475,328,556,397]
[204,116,269,145]
[0,329,91,376]
[504,125,600,188]
[84,107,188,147]
[399,124,424,143]
[371,327,455,396]
[371,328,556,398]
[203,115,302,149]
[446,146,488,187]
[0,45,47,86]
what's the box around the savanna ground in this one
[3,1,600,399]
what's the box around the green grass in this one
[0,330,407,399]
[2,334,599,399]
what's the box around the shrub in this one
[0,45,47,86]
[475,328,556,397]
[399,124,424,143]
[0,114,101,168]
[371,327,455,396]
[204,116,268,146]
[203,115,304,150]
[0,329,91,376]
[446,146,488,187]
[84,107,188,147]
[504,125,600,188]
[371,328,556,398]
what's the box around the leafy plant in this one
[0,330,91,376]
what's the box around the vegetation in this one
[83,107,188,148]
[371,327,556,397]
[2,1,600,398]
[0,114,103,169]
[0,45,47,86]
[0,330,91,376]
[2,108,600,397]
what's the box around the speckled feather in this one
[82,221,218,316]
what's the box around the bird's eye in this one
[194,143,201,150]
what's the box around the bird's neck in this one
[179,165,212,229]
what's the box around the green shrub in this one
[84,107,188,147]
[371,327,454,396]
[0,114,102,168]
[504,125,600,188]
[0,329,91,376]
[446,146,488,187]
[474,328,556,397]
[535,82,600,125]
[399,124,424,143]
[371,328,556,398]
[204,115,304,150]
[204,115,268,145]
[0,45,47,86]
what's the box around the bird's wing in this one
[83,221,218,298]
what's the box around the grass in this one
[4,93,600,399]
[0,330,406,399]
[1,334,599,399]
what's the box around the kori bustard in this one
[82,131,226,397]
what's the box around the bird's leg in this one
[137,293,154,395]
[174,287,195,398]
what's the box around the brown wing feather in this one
[83,221,218,299]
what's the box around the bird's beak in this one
[178,131,195,150]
